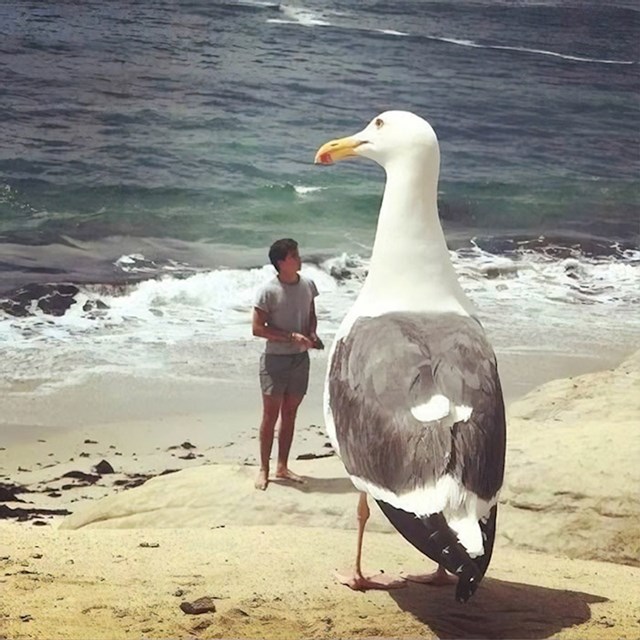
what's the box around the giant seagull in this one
[314,111,506,603]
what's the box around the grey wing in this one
[328,312,506,499]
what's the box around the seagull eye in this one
[374,118,384,129]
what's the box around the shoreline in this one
[0,339,626,445]
[0,344,631,518]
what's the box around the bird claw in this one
[335,570,406,591]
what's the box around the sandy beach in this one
[1,347,639,639]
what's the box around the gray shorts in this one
[259,352,310,397]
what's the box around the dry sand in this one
[1,349,639,639]
[2,524,639,640]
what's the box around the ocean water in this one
[0,0,639,395]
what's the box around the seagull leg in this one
[335,492,406,590]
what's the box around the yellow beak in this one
[314,136,363,165]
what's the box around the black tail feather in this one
[376,501,498,603]
[474,505,498,579]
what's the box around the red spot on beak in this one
[319,152,333,165]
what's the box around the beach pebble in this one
[139,542,160,548]
[179,597,216,615]
[94,460,115,475]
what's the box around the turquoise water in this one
[1,0,638,287]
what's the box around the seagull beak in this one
[314,136,363,165]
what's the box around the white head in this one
[315,110,439,171]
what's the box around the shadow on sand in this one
[388,576,607,639]
[269,475,355,495]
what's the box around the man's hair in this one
[269,238,298,272]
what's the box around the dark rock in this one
[82,299,110,312]
[37,287,79,316]
[94,460,115,475]
[0,299,31,317]
[79,452,90,458]
[181,441,196,449]
[179,452,197,460]
[61,471,100,484]
[0,483,29,502]
[84,439,98,444]
[139,542,160,548]
[113,473,149,489]
[180,597,216,615]
[296,452,335,460]
[0,504,71,524]
[127,479,147,489]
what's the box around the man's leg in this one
[275,393,305,483]
[255,393,283,490]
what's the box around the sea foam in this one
[1,247,638,395]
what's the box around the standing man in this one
[252,238,321,491]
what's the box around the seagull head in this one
[314,110,439,170]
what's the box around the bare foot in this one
[402,565,458,586]
[254,469,269,491]
[275,468,305,484]
[335,569,406,591]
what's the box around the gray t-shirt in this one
[253,274,319,354]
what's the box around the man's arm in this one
[308,300,318,342]
[252,307,313,348]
